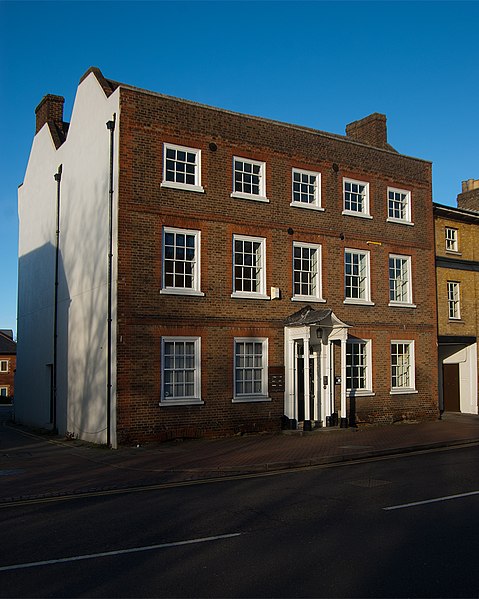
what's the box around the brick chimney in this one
[346,113,389,149]
[457,178,479,212]
[35,94,65,134]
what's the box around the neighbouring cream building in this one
[434,179,479,415]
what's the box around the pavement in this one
[1,405,478,504]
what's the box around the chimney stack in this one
[457,178,479,212]
[35,94,65,134]
[346,113,388,149]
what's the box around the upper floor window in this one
[389,254,414,307]
[0,387,8,397]
[292,242,324,302]
[346,339,372,394]
[160,337,202,405]
[233,338,269,402]
[344,249,372,305]
[291,169,322,210]
[161,144,204,193]
[161,227,204,296]
[0,360,8,373]
[447,281,461,320]
[232,235,268,299]
[343,178,371,218]
[445,227,458,252]
[391,341,416,393]
[387,187,412,224]
[231,157,267,202]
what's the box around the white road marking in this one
[0,533,242,572]
[383,490,479,511]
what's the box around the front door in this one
[443,363,460,412]
[294,341,316,423]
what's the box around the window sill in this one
[343,299,375,306]
[230,191,269,203]
[160,399,205,406]
[386,217,414,226]
[290,202,324,211]
[292,296,326,303]
[232,396,272,403]
[347,391,375,397]
[389,389,418,395]
[448,318,463,322]
[388,302,417,309]
[231,292,270,300]
[342,210,373,220]
[445,250,462,256]
[161,181,205,193]
[160,289,205,297]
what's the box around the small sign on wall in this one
[269,366,285,392]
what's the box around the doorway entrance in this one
[284,307,351,429]
[443,363,460,412]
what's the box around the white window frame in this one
[387,187,413,225]
[292,242,325,303]
[346,339,373,396]
[291,168,323,210]
[0,360,8,373]
[447,281,461,320]
[231,157,268,202]
[344,249,373,305]
[161,143,204,193]
[390,340,417,394]
[388,254,415,307]
[160,336,203,406]
[232,235,269,299]
[445,227,459,252]
[161,227,204,297]
[233,337,270,402]
[342,178,371,219]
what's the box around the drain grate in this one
[0,469,26,477]
[350,478,391,488]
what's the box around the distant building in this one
[16,67,439,446]
[434,179,479,414]
[0,330,16,401]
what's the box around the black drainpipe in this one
[106,114,116,447]
[52,164,62,433]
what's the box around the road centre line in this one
[0,533,242,573]
[383,490,479,511]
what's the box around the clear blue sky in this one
[1,0,478,337]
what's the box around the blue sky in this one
[1,0,478,336]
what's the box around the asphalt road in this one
[1,444,478,598]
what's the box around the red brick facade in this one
[0,331,16,401]
[114,84,439,443]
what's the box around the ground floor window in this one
[391,341,416,393]
[160,337,202,405]
[346,339,372,394]
[233,338,269,402]
[0,386,8,397]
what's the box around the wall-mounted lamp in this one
[287,228,294,235]
[209,142,218,152]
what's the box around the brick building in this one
[0,330,16,401]
[16,68,439,446]
[434,179,479,414]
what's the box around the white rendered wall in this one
[441,343,478,414]
[17,73,119,445]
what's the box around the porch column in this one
[340,337,348,427]
[304,337,311,423]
